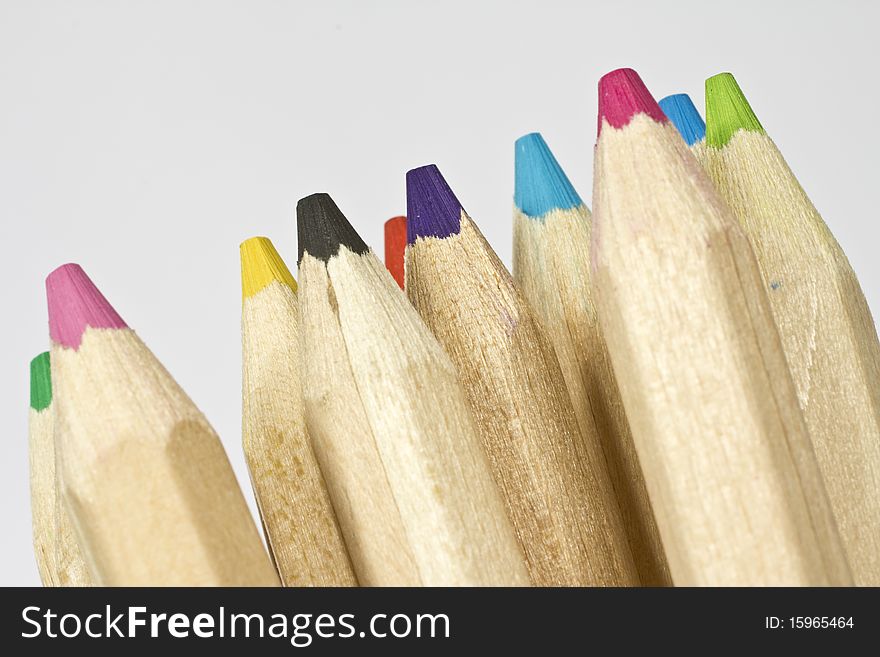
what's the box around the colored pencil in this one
[47,264,279,586]
[297,193,529,586]
[29,352,94,587]
[406,165,638,586]
[240,237,357,586]
[591,68,851,586]
[384,216,407,289]
[29,352,58,586]
[702,72,880,585]
[658,93,706,155]
[512,133,670,586]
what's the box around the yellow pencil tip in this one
[240,237,298,299]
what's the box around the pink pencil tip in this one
[598,68,667,137]
[46,263,127,349]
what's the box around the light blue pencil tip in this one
[514,133,583,219]
[658,94,706,146]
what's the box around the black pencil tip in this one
[296,193,370,263]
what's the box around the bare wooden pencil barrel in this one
[699,73,880,585]
[28,352,60,587]
[241,237,357,586]
[29,352,93,587]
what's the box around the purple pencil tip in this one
[405,165,464,245]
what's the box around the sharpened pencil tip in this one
[385,216,406,231]
[598,68,668,137]
[659,94,706,146]
[29,352,52,411]
[384,216,407,289]
[405,165,464,244]
[46,264,127,350]
[240,237,298,299]
[296,193,370,264]
[705,72,764,148]
[514,133,583,218]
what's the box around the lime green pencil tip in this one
[705,72,764,148]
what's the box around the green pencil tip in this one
[30,352,52,411]
[705,72,764,148]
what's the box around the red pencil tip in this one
[384,216,407,289]
[46,263,127,349]
[598,68,667,137]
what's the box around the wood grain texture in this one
[407,214,638,586]
[592,113,852,585]
[242,248,357,586]
[53,474,93,586]
[700,130,880,585]
[513,206,671,585]
[29,404,58,586]
[299,246,529,586]
[52,328,280,586]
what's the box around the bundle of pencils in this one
[297,193,527,586]
[592,69,848,586]
[28,65,877,587]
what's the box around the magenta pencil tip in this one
[598,68,667,137]
[46,264,127,349]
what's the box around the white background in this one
[1,0,877,585]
